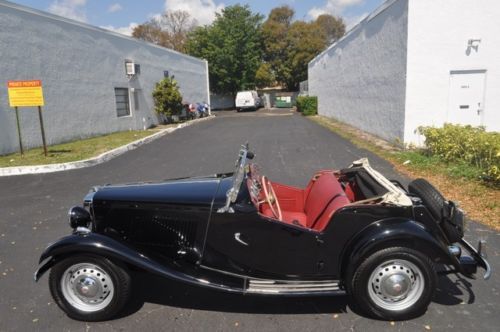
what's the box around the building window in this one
[114,88,130,117]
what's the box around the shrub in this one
[152,77,183,118]
[296,96,318,116]
[418,124,500,185]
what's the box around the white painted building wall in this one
[0,0,209,155]
[309,0,500,145]
[309,0,409,143]
[405,0,500,144]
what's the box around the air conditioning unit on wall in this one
[125,61,135,76]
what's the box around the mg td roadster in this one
[35,144,490,321]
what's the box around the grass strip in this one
[0,129,163,168]
[310,115,499,230]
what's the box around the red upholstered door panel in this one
[311,196,350,231]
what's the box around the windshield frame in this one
[217,144,251,213]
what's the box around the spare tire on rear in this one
[408,178,445,222]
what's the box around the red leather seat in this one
[262,172,349,231]
[303,172,349,231]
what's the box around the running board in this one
[247,279,341,294]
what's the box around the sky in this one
[8,0,385,36]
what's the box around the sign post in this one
[14,106,24,155]
[7,80,47,156]
[37,106,48,156]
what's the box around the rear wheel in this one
[49,254,131,321]
[347,247,437,320]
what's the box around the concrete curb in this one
[0,116,215,177]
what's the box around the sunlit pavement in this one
[0,111,498,331]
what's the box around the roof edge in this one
[0,0,205,64]
[309,0,403,67]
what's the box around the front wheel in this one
[347,247,437,320]
[49,254,131,321]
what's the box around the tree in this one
[132,10,197,53]
[261,6,294,89]
[162,10,198,52]
[315,14,345,45]
[283,21,326,90]
[152,77,183,121]
[261,6,346,91]
[186,5,263,96]
[255,63,275,88]
[267,5,294,26]
[132,19,165,45]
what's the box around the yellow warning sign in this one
[7,80,45,107]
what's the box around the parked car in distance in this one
[236,90,260,111]
[35,144,490,322]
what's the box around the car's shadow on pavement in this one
[118,271,347,318]
[433,272,475,305]
[117,271,475,320]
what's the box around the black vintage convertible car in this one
[35,144,490,321]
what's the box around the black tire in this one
[49,254,131,321]
[408,178,446,221]
[347,247,437,321]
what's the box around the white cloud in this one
[164,0,225,26]
[108,3,123,13]
[48,0,87,22]
[308,0,364,19]
[101,22,138,36]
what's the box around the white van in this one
[235,90,260,111]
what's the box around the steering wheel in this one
[260,175,282,220]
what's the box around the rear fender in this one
[340,218,455,278]
[34,233,242,293]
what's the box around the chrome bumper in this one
[458,239,491,280]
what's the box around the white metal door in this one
[447,70,486,126]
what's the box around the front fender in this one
[35,232,174,281]
[34,232,242,293]
[340,218,456,278]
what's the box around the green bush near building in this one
[296,96,318,116]
[152,77,183,119]
[418,124,500,186]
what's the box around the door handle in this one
[234,232,249,246]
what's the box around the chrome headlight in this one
[68,206,91,229]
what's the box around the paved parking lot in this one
[0,108,498,331]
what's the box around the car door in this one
[201,208,322,279]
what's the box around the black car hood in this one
[92,176,225,207]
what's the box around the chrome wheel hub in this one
[368,260,424,311]
[76,276,99,297]
[61,263,114,312]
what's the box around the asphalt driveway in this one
[0,109,498,331]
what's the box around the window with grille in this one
[114,88,130,117]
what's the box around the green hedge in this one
[418,124,500,185]
[296,96,317,116]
